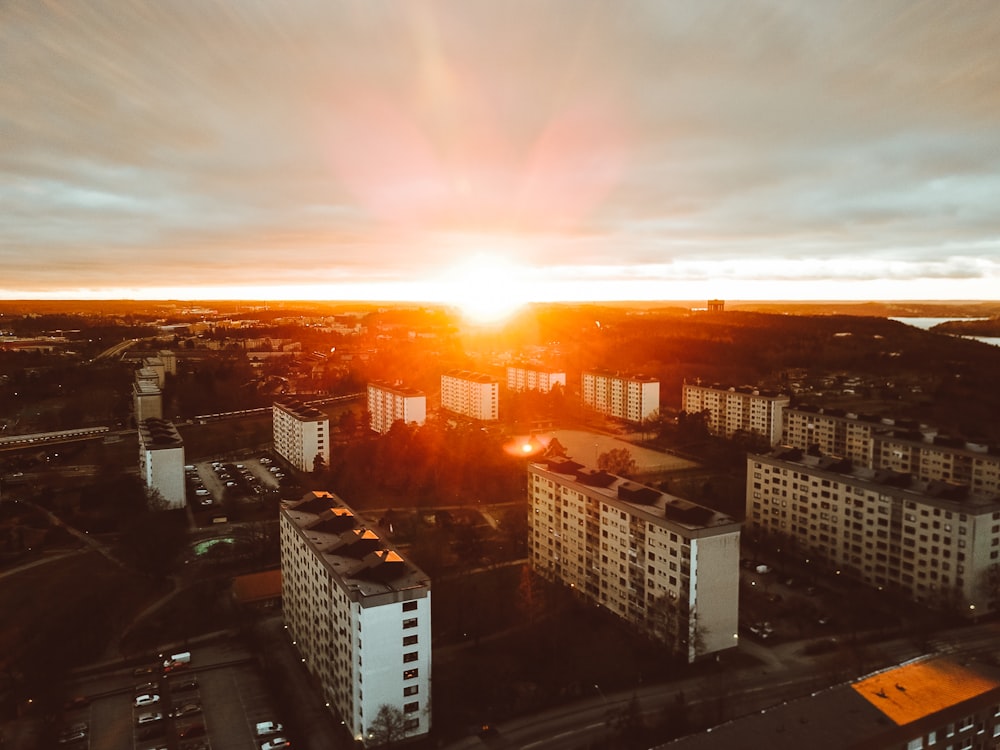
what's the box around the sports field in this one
[539,429,699,473]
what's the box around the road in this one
[443,620,1000,750]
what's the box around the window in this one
[404,701,420,713]
[404,685,418,697]
[403,601,418,612]
[403,618,418,629]
[403,668,418,680]
[404,718,420,731]
[403,651,419,663]
[403,634,418,646]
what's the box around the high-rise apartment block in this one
[367,381,426,435]
[782,406,882,466]
[506,365,566,394]
[133,379,163,423]
[782,407,1000,497]
[581,370,659,423]
[682,382,789,445]
[529,458,740,662]
[440,370,499,421]
[280,491,431,745]
[273,398,330,472]
[747,448,1000,616]
[137,418,185,510]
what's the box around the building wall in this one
[746,452,1000,616]
[133,386,163,423]
[367,383,427,435]
[280,495,431,745]
[139,444,185,509]
[273,401,330,472]
[783,408,879,465]
[506,366,566,394]
[683,383,788,445]
[528,461,740,661]
[440,371,499,421]
[582,372,659,423]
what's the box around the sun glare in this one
[437,254,528,324]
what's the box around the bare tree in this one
[598,448,637,476]
[367,704,406,747]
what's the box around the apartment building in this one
[682,382,789,445]
[506,365,566,394]
[367,381,426,435]
[529,458,740,662]
[581,370,660,423]
[873,431,1000,498]
[782,406,885,466]
[280,491,431,745]
[137,418,185,510]
[133,379,163,423]
[440,370,499,421]
[664,655,1000,750]
[273,398,330,472]
[747,448,1000,616]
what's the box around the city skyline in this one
[3,1,1000,306]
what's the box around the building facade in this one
[367,382,426,435]
[529,458,740,662]
[273,398,330,472]
[280,491,431,745]
[440,370,499,421]
[782,406,885,466]
[581,371,660,423]
[505,365,566,394]
[873,432,1000,497]
[133,379,163,423]
[747,448,1000,616]
[137,418,185,510]
[682,382,789,445]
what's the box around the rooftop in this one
[138,418,182,448]
[273,397,327,421]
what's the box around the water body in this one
[890,317,1000,347]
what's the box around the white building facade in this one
[367,382,426,435]
[782,406,882,466]
[440,370,499,421]
[280,491,432,745]
[747,449,1000,617]
[137,418,186,510]
[506,365,566,394]
[133,379,163,423]
[273,399,330,472]
[529,458,740,661]
[682,382,789,445]
[581,371,659,423]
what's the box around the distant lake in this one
[890,317,999,347]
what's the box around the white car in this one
[261,738,291,750]
[136,711,163,725]
[134,693,160,707]
[256,721,284,737]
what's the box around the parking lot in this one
[57,642,288,750]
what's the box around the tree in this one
[367,704,406,747]
[598,448,636,477]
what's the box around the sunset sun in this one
[437,254,529,324]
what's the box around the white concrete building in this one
[157,349,177,376]
[137,418,185,510]
[280,491,431,745]
[581,370,659,423]
[682,382,789,445]
[440,370,499,421]
[133,379,163,423]
[873,432,1000,498]
[367,382,426,435]
[273,399,330,473]
[506,365,566,394]
[782,406,884,466]
[529,457,740,662]
[747,448,1000,617]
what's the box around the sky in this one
[2,0,1000,306]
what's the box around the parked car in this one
[177,722,206,739]
[255,721,284,737]
[135,682,158,694]
[136,711,163,726]
[57,723,88,744]
[170,703,202,719]
[133,665,158,677]
[261,738,291,750]
[134,693,160,707]
[170,677,199,692]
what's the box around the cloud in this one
[2,0,1000,298]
